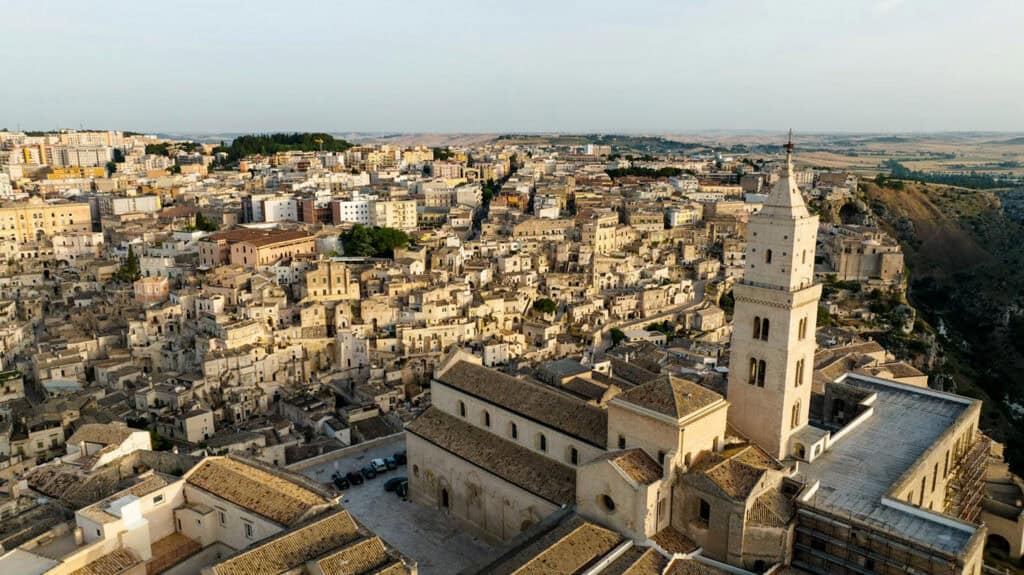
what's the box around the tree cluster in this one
[605,166,684,179]
[532,298,557,314]
[340,225,409,258]
[215,133,352,162]
[883,160,1009,190]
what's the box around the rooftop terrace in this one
[798,373,980,556]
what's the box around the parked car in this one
[393,450,407,465]
[383,476,407,492]
[395,480,409,498]
[346,471,364,485]
[333,476,350,490]
[361,465,377,479]
[370,458,388,473]
[384,456,398,470]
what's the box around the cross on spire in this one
[783,129,794,154]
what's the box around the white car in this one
[370,458,388,473]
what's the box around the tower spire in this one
[783,129,794,172]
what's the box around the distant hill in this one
[864,180,1024,470]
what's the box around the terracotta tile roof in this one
[602,547,668,575]
[67,423,135,446]
[488,515,623,575]
[746,487,796,528]
[68,549,139,575]
[590,449,662,485]
[436,361,607,448]
[685,447,776,502]
[650,525,698,555]
[210,509,360,575]
[186,456,330,526]
[406,407,576,505]
[78,472,173,524]
[205,228,312,247]
[609,358,662,386]
[616,376,722,419]
[315,536,394,574]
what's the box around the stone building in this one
[416,146,995,575]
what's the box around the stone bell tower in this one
[726,133,821,460]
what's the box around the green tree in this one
[105,161,117,175]
[340,225,409,258]
[610,328,626,346]
[532,298,557,314]
[817,306,833,327]
[214,133,353,162]
[116,244,141,282]
[194,212,219,232]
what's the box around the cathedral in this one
[406,141,994,574]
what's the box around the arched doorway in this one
[988,534,1011,558]
[441,488,450,510]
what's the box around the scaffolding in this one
[792,505,970,575]
[945,434,990,524]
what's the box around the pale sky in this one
[3,0,1022,134]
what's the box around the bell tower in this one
[727,132,821,460]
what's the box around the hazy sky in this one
[3,0,1022,134]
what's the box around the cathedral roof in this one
[436,361,608,448]
[406,407,576,505]
[615,375,723,420]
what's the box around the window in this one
[932,462,939,492]
[757,360,766,387]
[658,450,666,465]
[698,499,711,524]
[943,450,950,478]
[798,317,808,340]
[538,433,547,452]
[482,411,491,428]
[601,494,616,512]
[753,316,761,339]
[509,421,518,440]
[569,447,578,465]
[458,401,466,418]
[790,401,801,429]
[760,318,769,341]
[153,494,164,505]
[765,249,773,264]
[748,358,758,385]
[244,522,254,539]
[96,528,101,537]
[919,476,926,506]
[802,250,807,265]
[618,435,626,449]
[794,358,805,387]
[218,509,226,525]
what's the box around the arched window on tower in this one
[765,249,773,264]
[798,317,807,340]
[749,358,758,385]
[761,319,770,341]
[791,400,802,429]
[753,317,761,339]
[795,358,805,387]
[802,250,807,265]
[757,360,767,387]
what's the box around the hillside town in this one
[0,128,1021,575]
